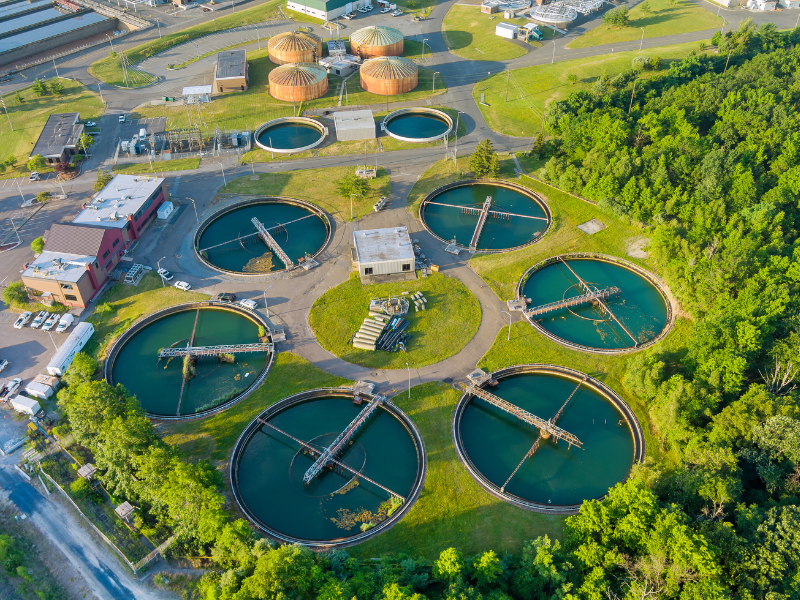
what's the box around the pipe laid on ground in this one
[353,340,376,351]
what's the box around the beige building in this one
[214,50,249,93]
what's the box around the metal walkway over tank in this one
[256,411,405,500]
[303,395,384,484]
[525,286,621,317]
[197,213,318,253]
[158,342,273,358]
[252,217,294,268]
[470,196,494,251]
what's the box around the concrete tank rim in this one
[451,363,645,515]
[381,107,453,143]
[254,116,328,154]
[229,388,427,548]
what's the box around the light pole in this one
[187,196,199,223]
[156,19,161,38]
[218,162,227,186]
[399,342,410,398]
[453,111,460,165]
[350,193,356,219]
[421,38,428,60]
[257,26,261,49]
[53,58,59,78]
[157,256,167,286]
[106,34,114,52]
[97,83,104,103]
[501,310,512,341]
[263,285,272,317]
[433,71,439,93]
[639,27,644,50]
[552,40,556,64]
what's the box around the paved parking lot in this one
[0,314,55,391]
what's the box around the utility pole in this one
[552,40,556,64]
[0,97,12,131]
[505,69,510,102]
[350,193,356,219]
[53,58,59,78]
[433,71,439,93]
[156,19,161,38]
[639,27,644,50]
[628,80,636,113]
[723,48,733,73]
[97,83,104,103]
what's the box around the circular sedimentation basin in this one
[453,365,644,513]
[194,197,331,276]
[518,253,673,353]
[105,302,274,420]
[231,389,426,546]
[254,117,328,154]
[381,108,453,143]
[419,180,551,252]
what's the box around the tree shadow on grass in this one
[444,30,473,51]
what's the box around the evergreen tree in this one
[469,139,499,178]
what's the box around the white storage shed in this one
[495,23,519,39]
[11,395,41,416]
[334,109,376,141]
[157,201,174,220]
[25,382,54,400]
[46,322,94,376]
[353,226,415,277]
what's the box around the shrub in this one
[36,191,51,204]
[27,154,46,172]
[31,237,44,255]
[93,169,113,192]
[70,478,92,498]
[603,6,629,28]
[567,73,578,85]
[649,56,662,70]
[2,281,29,307]
[469,139,500,178]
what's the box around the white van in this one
[238,299,258,311]
[56,313,75,333]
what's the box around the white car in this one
[42,313,58,331]
[381,6,391,12]
[157,268,174,281]
[119,114,125,123]
[0,360,8,374]
[391,9,402,16]
[357,6,367,12]
[238,299,258,311]
[86,121,96,127]
[29,171,39,181]
[31,311,48,329]
[174,281,192,291]
[0,378,21,400]
[365,4,374,9]
[343,12,355,18]
[13,311,32,329]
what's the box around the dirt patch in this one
[626,236,649,259]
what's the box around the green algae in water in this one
[460,373,634,506]
[386,114,450,139]
[522,258,668,350]
[257,123,322,150]
[198,202,327,273]
[422,183,547,250]
[236,397,418,542]
[112,309,268,416]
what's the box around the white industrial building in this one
[353,226,415,278]
[11,395,41,416]
[334,109,376,141]
[495,23,520,39]
[47,322,94,376]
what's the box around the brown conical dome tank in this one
[360,56,418,96]
[268,63,329,101]
[350,25,404,59]
[268,31,323,65]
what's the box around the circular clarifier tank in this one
[106,303,273,419]
[194,197,331,276]
[420,180,551,252]
[454,365,644,512]
[231,389,426,546]
[254,117,328,154]
[382,108,453,143]
[518,254,673,353]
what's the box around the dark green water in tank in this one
[460,373,634,506]
[257,123,322,150]
[197,202,327,273]
[112,309,268,417]
[236,396,419,542]
[385,113,450,140]
[522,258,668,350]
[421,183,547,251]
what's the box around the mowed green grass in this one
[354,381,565,559]
[112,157,200,175]
[442,5,541,61]
[225,165,391,221]
[309,272,481,370]
[473,40,713,137]
[0,80,103,172]
[568,0,723,49]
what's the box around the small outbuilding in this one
[353,226,415,279]
[77,463,97,480]
[29,113,85,164]
[214,49,249,93]
[182,85,213,103]
[115,501,136,522]
[157,201,174,220]
[10,395,41,416]
[333,109,376,141]
[495,22,520,39]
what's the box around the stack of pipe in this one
[352,315,389,351]
[412,291,427,312]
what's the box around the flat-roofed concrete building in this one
[214,49,249,93]
[333,109,376,141]
[353,226,415,280]
[29,113,85,164]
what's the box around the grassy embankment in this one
[112,157,201,175]
[568,0,723,49]
[473,40,715,137]
[309,272,481,369]
[442,4,553,62]
[225,164,391,221]
[0,80,103,179]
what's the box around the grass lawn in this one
[225,164,391,221]
[354,381,565,559]
[160,352,348,466]
[83,273,208,362]
[112,157,201,175]
[88,0,285,85]
[474,40,714,137]
[0,80,103,171]
[568,0,723,49]
[442,5,542,61]
[309,272,481,370]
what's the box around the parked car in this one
[29,171,39,181]
[343,11,356,18]
[157,268,174,281]
[381,6,391,12]
[13,311,32,329]
[31,311,48,329]
[0,378,21,400]
[216,292,236,303]
[174,281,192,291]
[41,313,58,331]
[357,6,368,12]
[56,313,74,333]
[86,121,96,127]
[0,74,12,82]
[391,9,403,16]
[365,4,374,9]
[238,299,258,311]
[0,360,8,374]
[119,114,126,122]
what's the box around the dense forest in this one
[47,22,800,600]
